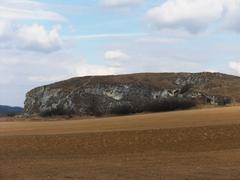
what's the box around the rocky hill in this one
[0,105,23,116]
[24,72,240,116]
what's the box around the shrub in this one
[110,104,136,115]
[40,107,73,117]
[85,96,103,116]
[6,113,18,117]
[217,97,232,106]
[144,98,196,112]
[110,98,196,115]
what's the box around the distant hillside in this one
[24,72,240,116]
[0,105,23,116]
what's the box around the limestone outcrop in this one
[24,72,238,116]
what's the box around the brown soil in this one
[1,107,240,179]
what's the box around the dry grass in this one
[2,106,240,179]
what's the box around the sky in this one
[2,0,240,106]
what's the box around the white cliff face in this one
[104,91,123,101]
[152,90,171,99]
[40,89,61,111]
[24,73,234,116]
[24,87,64,114]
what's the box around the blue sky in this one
[1,0,240,106]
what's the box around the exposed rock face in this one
[24,72,239,116]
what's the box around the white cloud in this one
[205,69,219,73]
[101,0,144,8]
[104,50,129,61]
[0,22,63,53]
[146,0,240,33]
[0,50,118,85]
[17,24,63,53]
[222,0,240,32]
[27,64,116,83]
[0,0,65,53]
[75,63,118,77]
[146,0,223,33]
[0,50,120,105]
[229,61,240,73]
[0,0,64,21]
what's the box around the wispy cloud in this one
[66,33,147,40]
[0,0,65,21]
[136,37,183,44]
[100,0,144,8]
